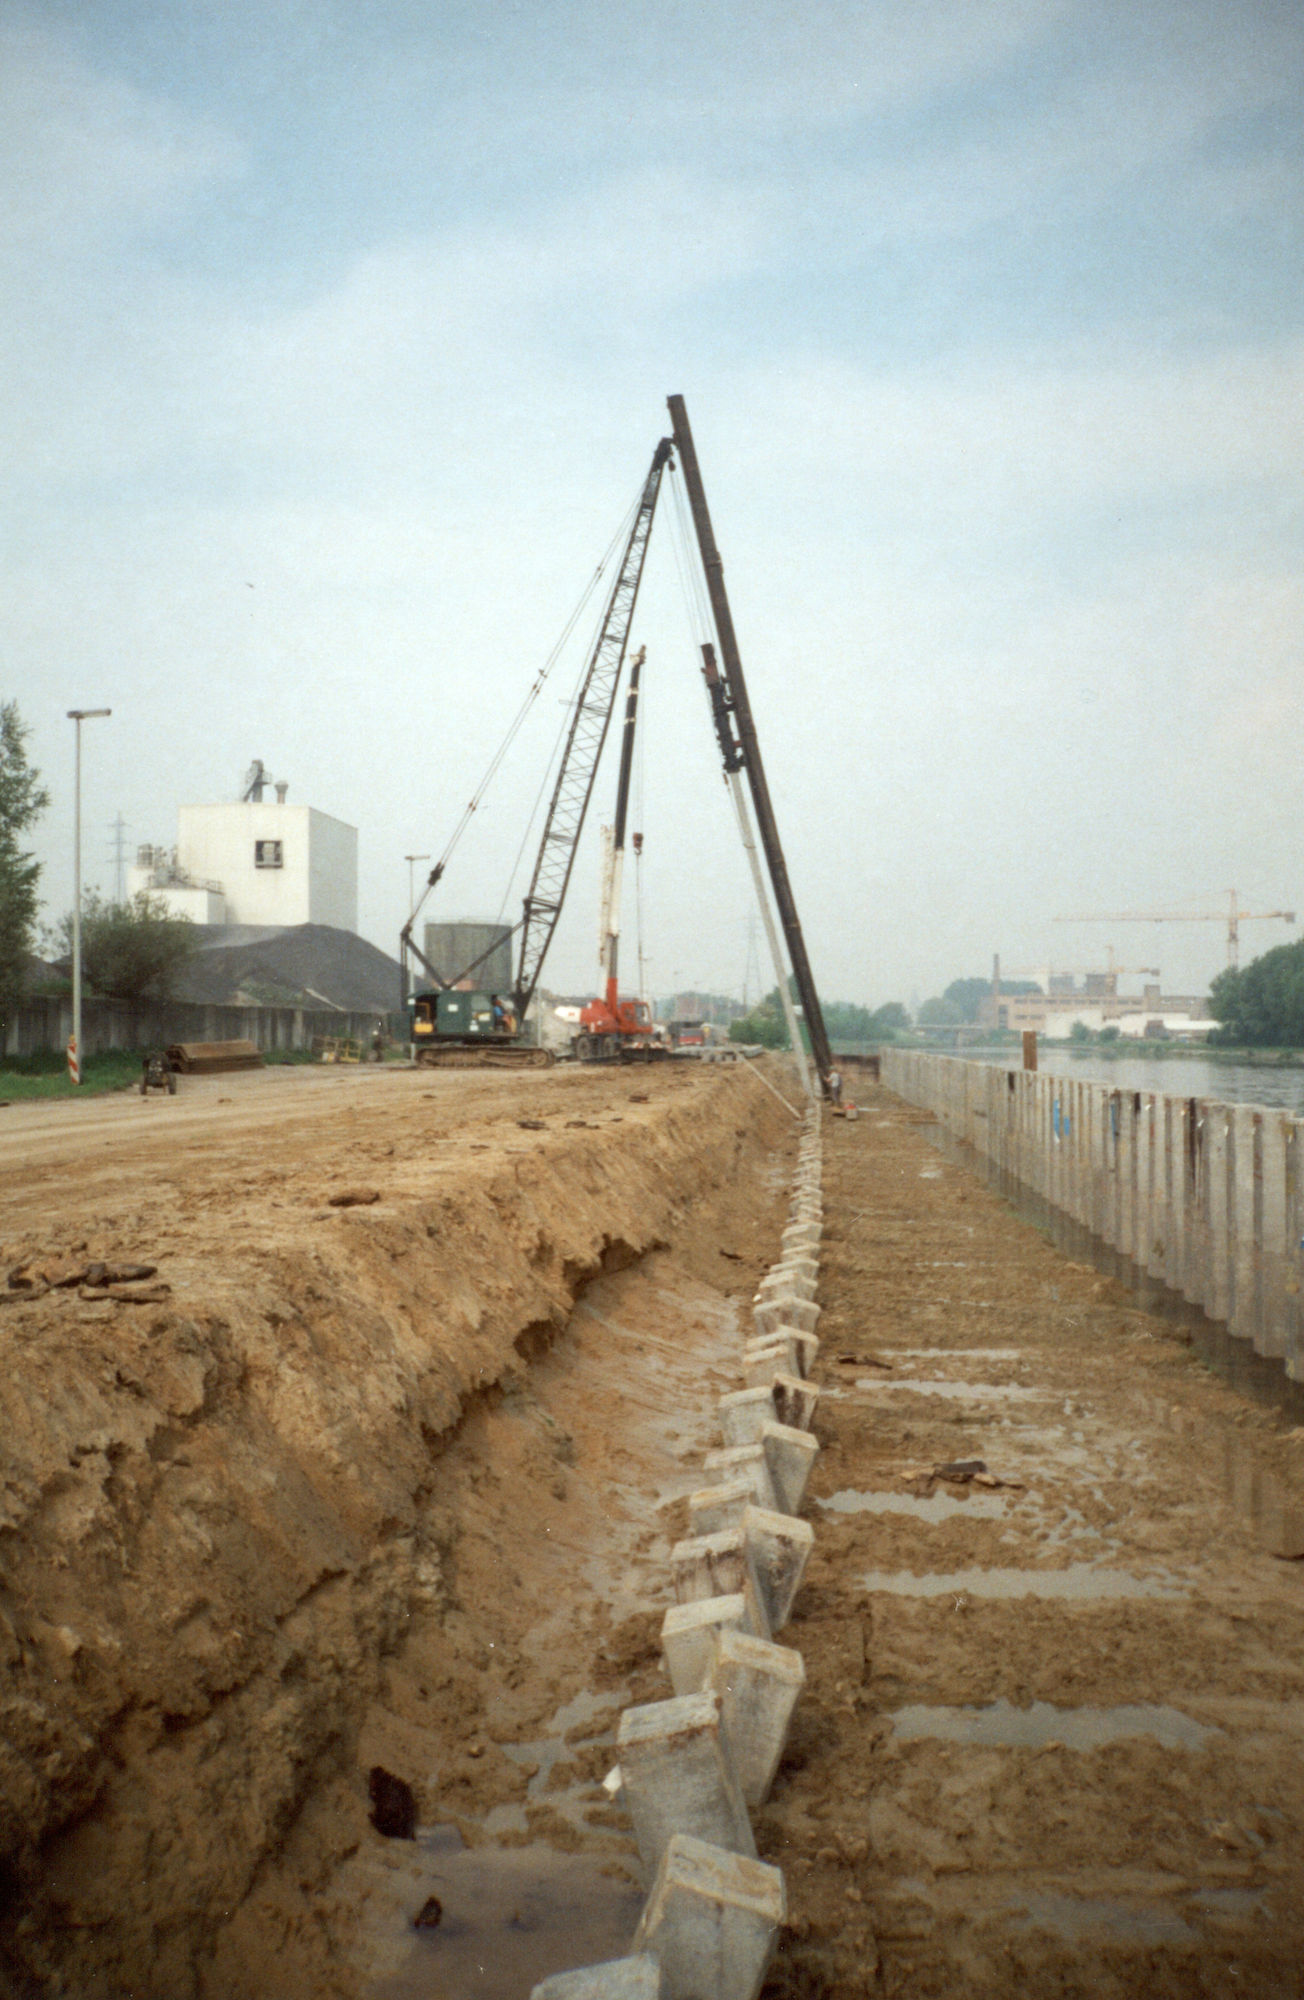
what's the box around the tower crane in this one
[1054,892,1295,970]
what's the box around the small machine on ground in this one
[139,1050,176,1095]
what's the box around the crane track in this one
[414,1046,555,1070]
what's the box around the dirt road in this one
[2,1064,1304,1997]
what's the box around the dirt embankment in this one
[0,1062,796,1998]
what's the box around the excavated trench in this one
[11,1062,1304,1999]
[0,1062,799,1999]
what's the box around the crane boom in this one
[514,439,673,1018]
[1055,892,1295,968]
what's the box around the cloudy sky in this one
[7,0,1302,1008]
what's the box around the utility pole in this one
[67,709,111,1084]
[404,854,431,913]
[108,813,130,902]
[667,394,832,1089]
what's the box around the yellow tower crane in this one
[1054,892,1295,970]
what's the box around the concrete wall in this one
[5,994,400,1060]
[177,804,357,931]
[881,1049,1304,1384]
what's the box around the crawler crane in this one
[402,439,673,1065]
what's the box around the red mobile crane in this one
[573,645,660,1062]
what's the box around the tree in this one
[1209,941,1304,1047]
[55,891,196,1004]
[0,702,50,1037]
[917,975,1041,1028]
[729,985,789,1048]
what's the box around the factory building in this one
[127,769,357,932]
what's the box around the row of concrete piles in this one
[530,1104,826,2000]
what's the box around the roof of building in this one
[173,923,401,1013]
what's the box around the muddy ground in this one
[2,1063,1304,1997]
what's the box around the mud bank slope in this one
[0,1063,796,1997]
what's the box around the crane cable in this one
[426,487,643,893]
[490,482,648,930]
[666,463,716,654]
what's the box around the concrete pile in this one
[531,1102,825,2000]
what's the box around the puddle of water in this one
[852,1379,1037,1401]
[861,1564,1183,1600]
[370,1834,643,1999]
[494,1690,623,1839]
[1193,1887,1268,1919]
[884,1349,1025,1361]
[1013,1891,1195,1945]
[888,1698,1216,1751]
[820,1486,1008,1522]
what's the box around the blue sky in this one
[6,0,1302,1005]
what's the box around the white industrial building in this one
[127,774,357,932]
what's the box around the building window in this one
[255,840,283,869]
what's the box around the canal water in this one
[963,1047,1304,1112]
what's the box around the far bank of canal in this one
[961,1045,1304,1113]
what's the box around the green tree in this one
[56,890,195,1004]
[729,984,789,1048]
[1210,941,1304,1047]
[0,702,50,1037]
[869,1001,911,1039]
[918,975,1041,1028]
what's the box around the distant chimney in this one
[275,781,289,804]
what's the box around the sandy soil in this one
[0,1057,796,1997]
[3,1063,1304,1997]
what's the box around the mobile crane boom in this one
[513,438,673,1022]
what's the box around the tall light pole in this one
[404,853,431,912]
[67,708,111,1084]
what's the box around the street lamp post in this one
[67,708,111,1084]
[404,853,431,912]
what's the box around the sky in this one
[6,0,1303,1010]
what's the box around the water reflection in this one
[820,1486,1009,1522]
[1012,1890,1196,1946]
[1221,1435,1304,1559]
[861,1564,1183,1600]
[888,1697,1216,1750]
[369,1835,642,2000]
[966,1047,1304,1113]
